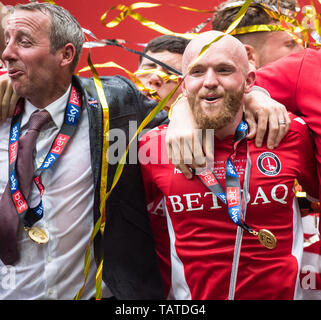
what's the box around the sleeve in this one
[256,50,321,205]
[138,89,169,129]
[291,116,319,200]
[139,130,172,298]
[255,50,308,115]
[114,75,169,130]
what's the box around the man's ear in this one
[179,76,188,96]
[244,44,258,70]
[244,70,256,94]
[59,43,76,68]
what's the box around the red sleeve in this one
[256,49,321,205]
[255,50,308,115]
[289,115,319,200]
[139,127,172,297]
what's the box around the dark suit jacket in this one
[75,75,168,299]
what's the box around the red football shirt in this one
[139,114,318,299]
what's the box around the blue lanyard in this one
[8,85,82,228]
[196,120,277,249]
[197,121,254,233]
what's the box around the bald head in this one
[182,31,249,76]
[181,30,255,135]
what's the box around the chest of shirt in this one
[0,108,92,204]
[153,139,299,228]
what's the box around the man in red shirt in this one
[139,31,318,299]
[255,48,321,296]
[211,0,303,70]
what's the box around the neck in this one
[214,107,244,141]
[27,76,72,109]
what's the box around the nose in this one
[147,72,163,88]
[2,39,17,63]
[203,68,218,89]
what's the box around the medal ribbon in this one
[8,85,82,228]
[196,121,256,236]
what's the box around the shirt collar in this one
[21,84,72,130]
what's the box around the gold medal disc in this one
[25,227,49,244]
[258,229,277,249]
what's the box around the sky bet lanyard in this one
[8,86,82,230]
[196,121,277,250]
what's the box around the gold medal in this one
[24,227,49,244]
[257,229,277,249]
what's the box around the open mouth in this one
[205,96,218,102]
[203,95,222,103]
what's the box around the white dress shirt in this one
[0,85,112,299]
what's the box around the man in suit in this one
[0,2,166,299]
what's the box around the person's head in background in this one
[211,0,304,69]
[136,35,190,107]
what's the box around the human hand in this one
[165,96,214,179]
[245,88,290,149]
[0,73,19,122]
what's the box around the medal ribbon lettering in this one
[197,121,277,249]
[8,85,82,228]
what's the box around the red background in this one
[3,0,321,78]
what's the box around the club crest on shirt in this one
[257,152,281,176]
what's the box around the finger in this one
[168,137,181,166]
[166,137,174,164]
[254,111,268,148]
[165,132,177,164]
[191,129,206,168]
[244,110,257,140]
[181,136,194,167]
[273,113,291,148]
[166,131,197,173]
[173,138,195,179]
[202,128,214,169]
[266,111,280,149]
[176,164,193,179]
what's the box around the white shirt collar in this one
[21,84,72,129]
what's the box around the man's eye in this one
[190,68,202,76]
[217,67,233,74]
[285,40,296,48]
[20,40,32,47]
[19,39,31,46]
[141,64,156,70]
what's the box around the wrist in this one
[251,85,271,97]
